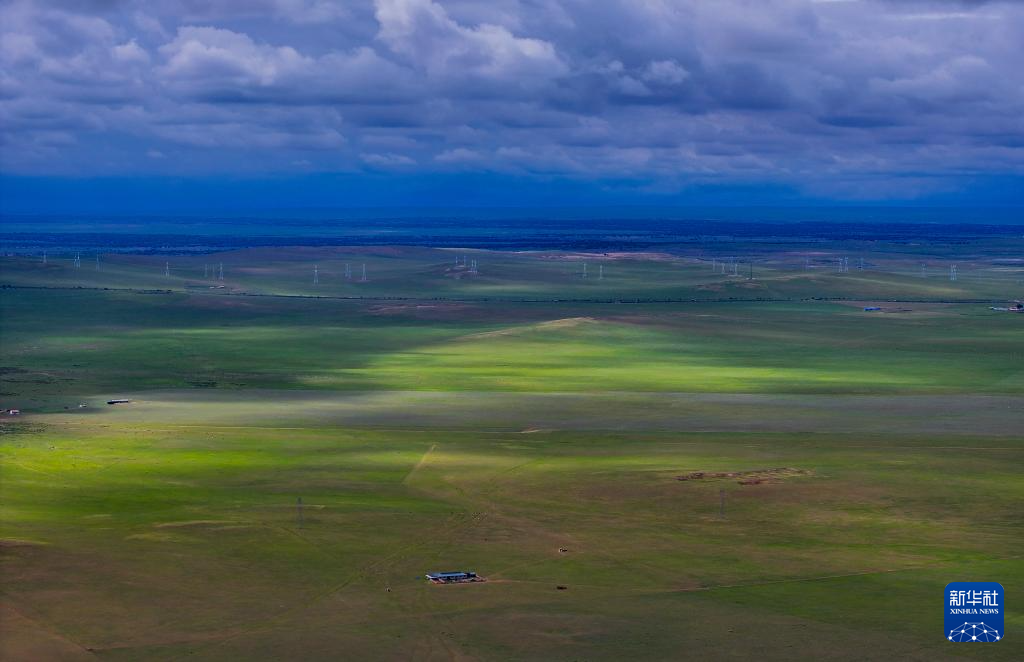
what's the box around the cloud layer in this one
[1,0,1022,200]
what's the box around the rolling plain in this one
[1,241,1022,660]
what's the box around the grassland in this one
[1,246,1022,660]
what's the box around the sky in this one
[1,0,1022,212]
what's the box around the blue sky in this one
[1,1,1022,212]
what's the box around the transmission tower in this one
[313,264,319,286]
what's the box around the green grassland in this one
[1,246,1022,660]
[3,241,1022,301]
[2,289,1022,399]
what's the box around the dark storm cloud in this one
[0,0,1021,198]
